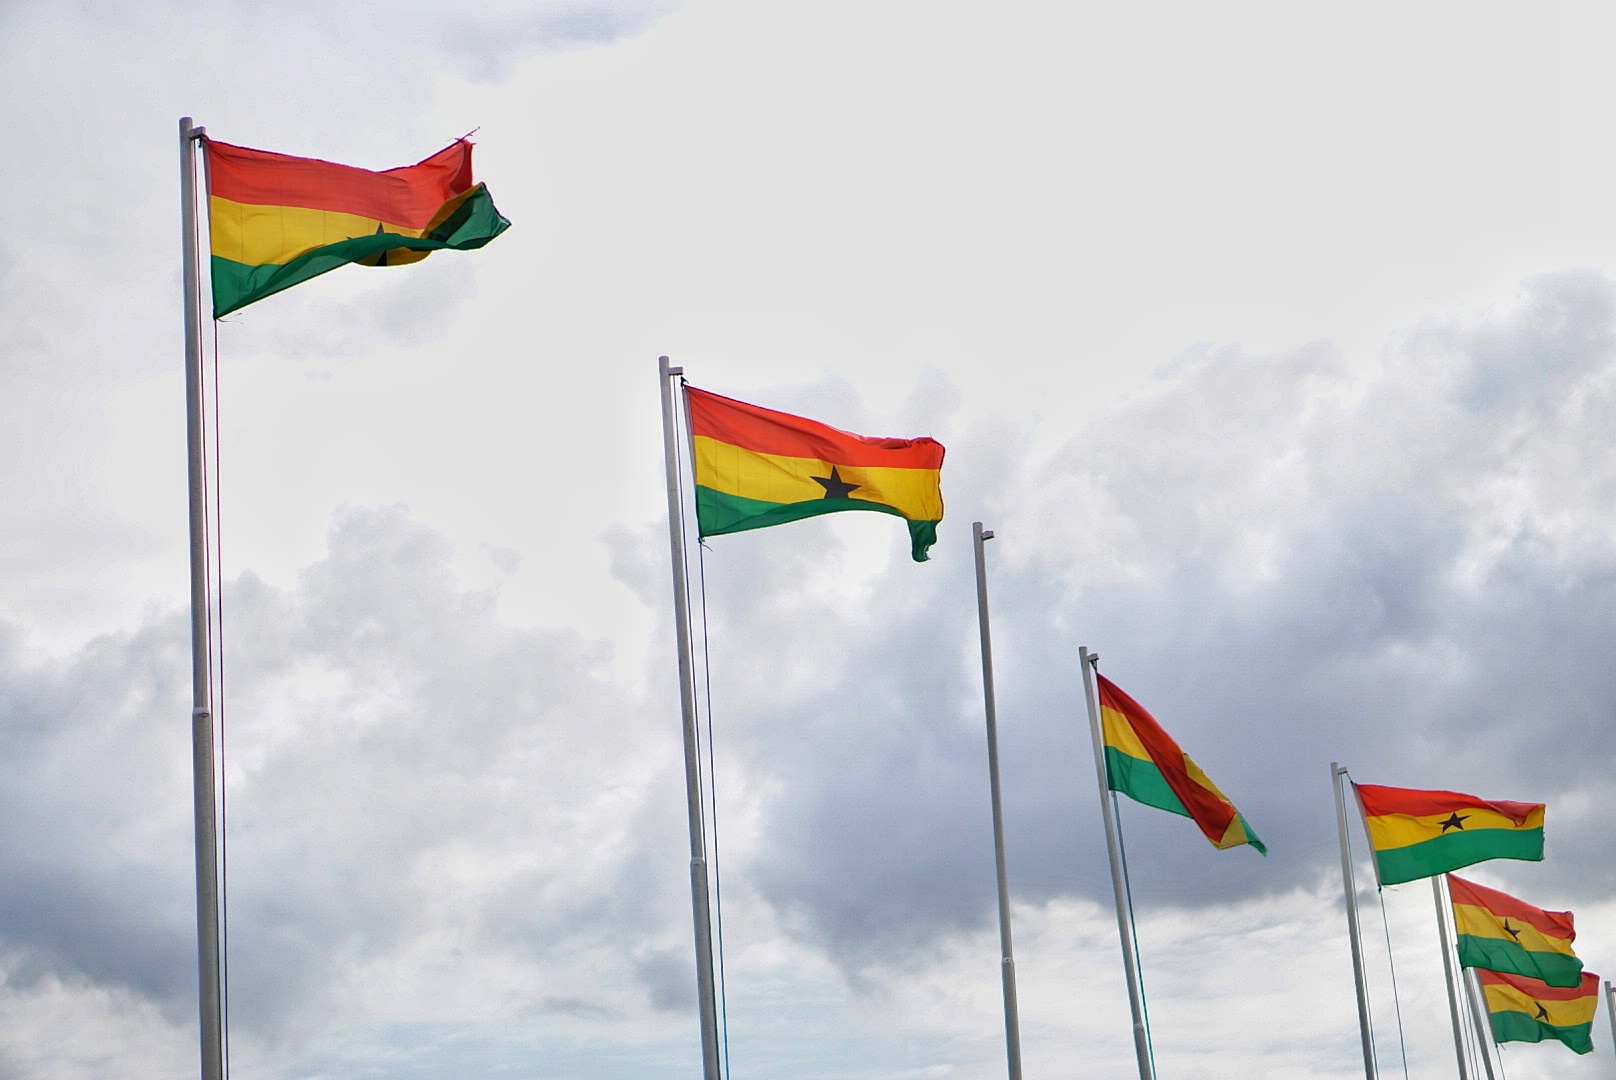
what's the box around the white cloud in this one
[8,1,1616,1076]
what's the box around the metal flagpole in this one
[971,522,1023,1080]
[1432,875,1475,1080]
[659,357,723,1080]
[1331,763,1377,1080]
[180,115,225,1080]
[1605,980,1615,1060]
[1462,968,1498,1080]
[1079,647,1154,1080]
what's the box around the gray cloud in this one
[632,271,1616,973]
[0,505,698,1060]
[5,269,1614,1072]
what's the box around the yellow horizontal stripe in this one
[1365,805,1544,852]
[1216,817,1254,849]
[1104,705,1231,799]
[1484,983,1597,1027]
[693,436,942,521]
[1453,904,1576,956]
[1100,705,1153,763]
[209,195,426,266]
[1182,754,1234,802]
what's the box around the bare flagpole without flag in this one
[1331,763,1378,1080]
[1078,647,1154,1080]
[179,115,225,1080]
[659,357,723,1080]
[1432,875,1475,1080]
[1606,980,1616,1062]
[971,522,1022,1080]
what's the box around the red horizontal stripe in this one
[1479,969,1599,1002]
[205,138,476,229]
[1356,783,1542,824]
[686,385,944,470]
[1448,874,1575,941]
[1096,675,1237,838]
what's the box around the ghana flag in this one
[1354,783,1544,886]
[1096,674,1265,854]
[1478,968,1598,1054]
[686,384,945,562]
[206,137,510,318]
[1448,873,1582,988]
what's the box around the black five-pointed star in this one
[363,223,395,266]
[1502,919,1521,941]
[1439,812,1469,832]
[813,467,861,500]
[1535,1003,1550,1020]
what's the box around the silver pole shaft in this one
[1606,980,1615,1062]
[180,115,224,1080]
[1079,647,1154,1080]
[1331,763,1377,1080]
[1433,876,1474,1080]
[659,357,722,1080]
[972,523,1022,1080]
[1462,968,1497,1080]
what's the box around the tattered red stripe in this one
[1479,969,1599,1002]
[207,138,476,230]
[1097,674,1237,841]
[687,385,945,470]
[1448,874,1575,941]
[1356,783,1541,824]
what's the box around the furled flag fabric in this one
[1478,968,1598,1054]
[685,384,946,562]
[1095,674,1265,854]
[1354,783,1544,886]
[1448,873,1582,988]
[206,137,511,317]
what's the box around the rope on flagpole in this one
[1111,797,1157,1076]
[677,376,731,1080]
[1373,885,1411,1080]
[206,316,234,1080]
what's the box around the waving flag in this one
[1448,873,1582,988]
[686,384,945,562]
[206,137,510,317]
[1096,674,1265,853]
[1355,783,1543,886]
[1478,969,1598,1054]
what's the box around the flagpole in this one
[1462,968,1497,1080]
[1432,875,1475,1080]
[971,522,1023,1080]
[1079,647,1154,1080]
[659,357,723,1080]
[180,115,225,1080]
[1605,980,1615,1061]
[1331,763,1377,1080]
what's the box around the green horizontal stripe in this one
[1104,746,1189,818]
[1234,813,1268,856]
[1458,935,1584,988]
[211,183,510,317]
[1489,1009,1593,1054]
[694,485,940,562]
[1373,827,1543,886]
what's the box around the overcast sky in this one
[5,2,1616,1078]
